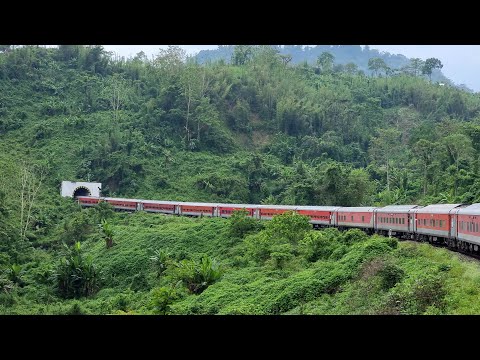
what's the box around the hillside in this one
[1,45,480,314]
[195,45,454,85]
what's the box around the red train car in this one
[76,196,100,206]
[336,207,376,230]
[103,197,140,211]
[375,205,420,237]
[178,202,219,217]
[218,204,257,218]
[141,200,178,214]
[455,204,480,249]
[257,205,297,220]
[295,206,340,226]
[413,204,463,241]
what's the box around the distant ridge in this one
[195,45,463,89]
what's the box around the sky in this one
[102,45,480,92]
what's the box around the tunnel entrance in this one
[73,187,91,198]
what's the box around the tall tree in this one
[368,57,388,77]
[413,139,437,196]
[410,58,425,77]
[422,57,443,81]
[369,129,402,191]
[231,45,254,65]
[317,52,335,73]
[442,133,473,196]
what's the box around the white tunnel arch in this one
[61,181,102,198]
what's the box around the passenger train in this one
[76,196,480,254]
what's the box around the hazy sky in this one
[102,45,480,92]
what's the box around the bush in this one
[129,272,150,292]
[228,209,262,239]
[151,284,182,315]
[391,274,447,314]
[150,249,171,278]
[265,211,311,245]
[170,255,224,294]
[269,243,293,269]
[341,228,369,245]
[54,242,100,299]
[378,263,404,290]
[244,233,274,263]
[60,210,93,244]
[299,231,340,262]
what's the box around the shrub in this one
[170,255,224,294]
[244,233,274,263]
[93,201,115,223]
[299,232,340,262]
[265,211,311,245]
[391,274,447,314]
[60,211,93,244]
[269,243,294,269]
[151,283,182,315]
[340,228,369,245]
[129,272,150,292]
[150,249,171,278]
[54,242,100,299]
[228,209,262,239]
[378,263,404,290]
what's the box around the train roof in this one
[337,207,378,212]
[141,199,181,205]
[102,196,144,202]
[376,205,421,213]
[256,204,298,210]
[217,203,259,208]
[295,206,342,211]
[415,204,464,214]
[179,202,221,207]
[456,204,480,215]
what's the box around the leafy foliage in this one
[54,242,100,298]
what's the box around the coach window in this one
[476,223,479,233]
[351,216,354,221]
[362,216,365,222]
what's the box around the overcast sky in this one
[102,45,480,92]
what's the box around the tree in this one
[441,133,473,196]
[100,219,115,248]
[344,62,358,75]
[369,129,402,191]
[413,139,437,196]
[410,58,425,77]
[19,162,46,241]
[422,58,443,81]
[231,45,254,65]
[368,57,388,77]
[102,74,131,123]
[55,242,100,298]
[317,52,335,73]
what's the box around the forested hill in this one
[3,45,480,315]
[1,44,480,235]
[195,45,454,86]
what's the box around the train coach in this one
[375,205,420,239]
[413,204,464,244]
[454,203,480,252]
[76,195,480,256]
[336,207,376,233]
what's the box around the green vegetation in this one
[1,210,480,314]
[1,44,480,314]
